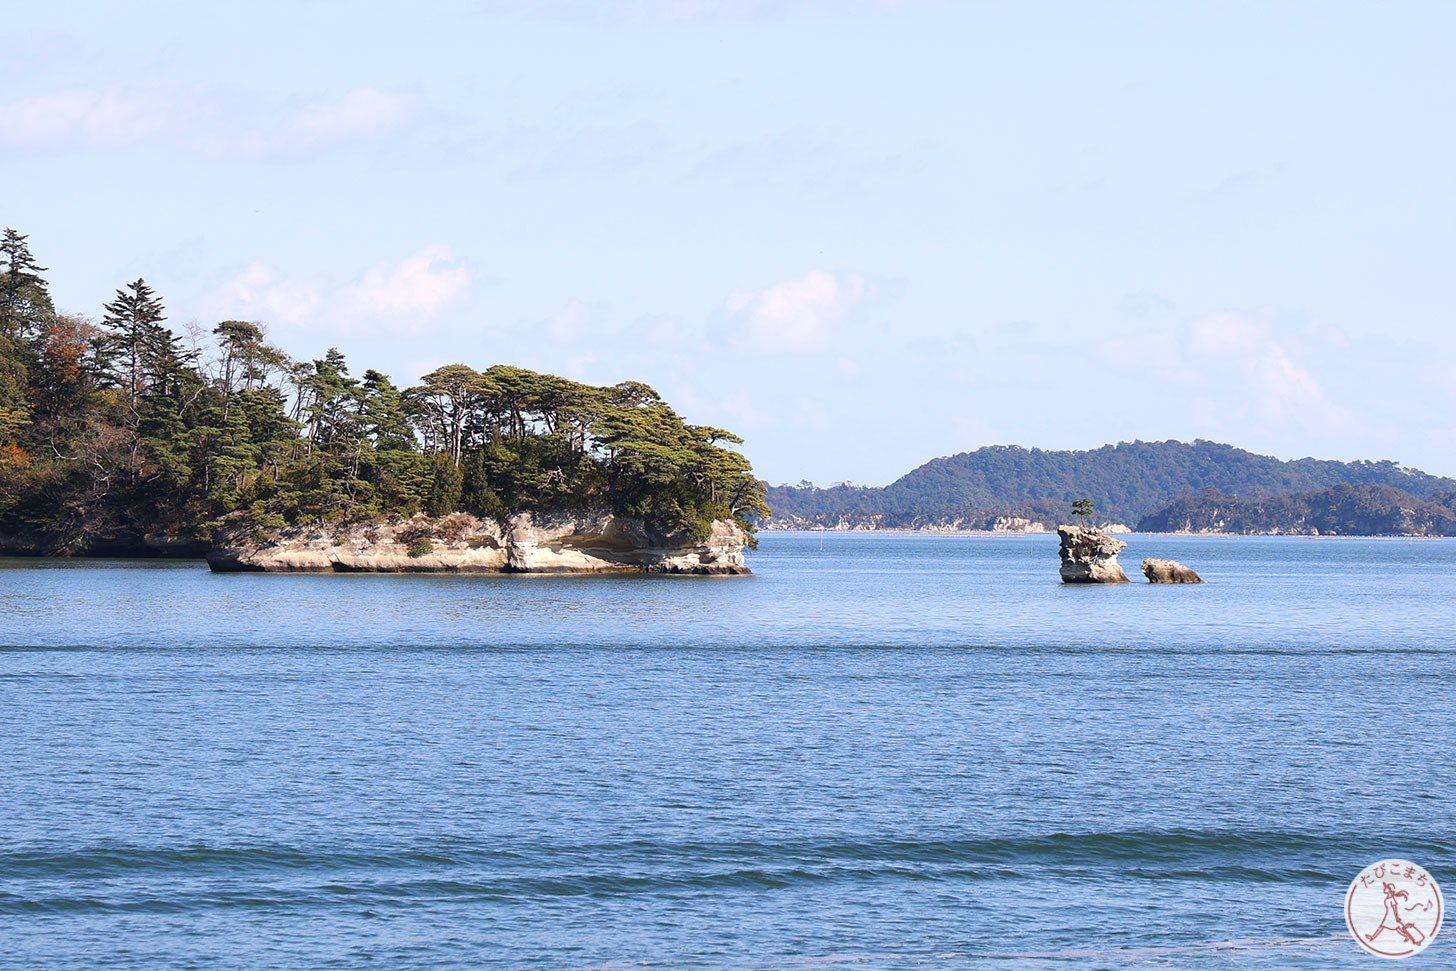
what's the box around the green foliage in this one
[1071,497,1094,525]
[425,452,463,517]
[460,451,507,519]
[1,229,54,345]
[0,226,766,551]
[1137,484,1456,536]
[360,369,414,451]
[0,229,56,451]
[95,278,183,411]
[406,536,434,558]
[768,441,1456,530]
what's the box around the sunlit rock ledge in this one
[205,509,751,575]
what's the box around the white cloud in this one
[726,270,864,351]
[217,263,323,328]
[225,88,422,160]
[496,121,670,179]
[338,246,470,325]
[0,82,199,149]
[1188,312,1343,427]
[216,246,469,333]
[1191,312,1265,355]
[542,302,593,343]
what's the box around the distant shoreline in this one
[766,441,1456,538]
[761,527,1453,540]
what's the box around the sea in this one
[1,532,1452,969]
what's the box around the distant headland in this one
[765,440,1456,537]
[0,229,763,571]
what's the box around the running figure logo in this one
[1346,860,1443,959]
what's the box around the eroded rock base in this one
[206,509,750,575]
[1142,557,1203,583]
[1057,524,1130,583]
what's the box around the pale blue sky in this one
[5,1,1454,484]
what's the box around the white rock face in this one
[991,516,1048,533]
[1056,524,1130,583]
[503,509,747,573]
[207,510,750,575]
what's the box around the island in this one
[764,440,1456,536]
[0,231,765,572]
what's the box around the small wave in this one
[5,828,1443,915]
[3,639,1455,656]
[5,829,1445,878]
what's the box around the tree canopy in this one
[0,227,767,552]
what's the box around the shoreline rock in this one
[990,516,1048,533]
[1057,524,1130,583]
[204,509,751,575]
[1141,557,1203,583]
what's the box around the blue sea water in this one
[1,532,1453,969]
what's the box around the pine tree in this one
[0,228,54,347]
[426,451,463,516]
[301,348,359,450]
[237,385,297,482]
[0,344,27,447]
[207,399,260,503]
[97,278,169,412]
[137,393,193,488]
[0,229,55,447]
[361,369,415,452]
[213,319,265,419]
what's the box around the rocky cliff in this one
[1056,524,1130,583]
[204,509,751,575]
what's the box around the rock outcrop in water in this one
[1057,524,1130,583]
[1141,557,1202,583]
[206,509,751,575]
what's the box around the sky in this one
[5,1,1455,485]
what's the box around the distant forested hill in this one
[766,440,1456,532]
[1137,483,1456,536]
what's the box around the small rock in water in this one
[1057,525,1130,583]
[1141,557,1202,583]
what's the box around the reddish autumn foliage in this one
[0,443,30,468]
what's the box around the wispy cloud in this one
[495,121,671,179]
[689,127,924,191]
[0,29,90,81]
[217,263,324,329]
[223,88,423,160]
[0,83,423,159]
[215,246,469,333]
[1196,162,1290,201]
[338,246,470,325]
[726,270,864,351]
[0,82,197,150]
[691,128,833,182]
[1189,312,1346,430]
